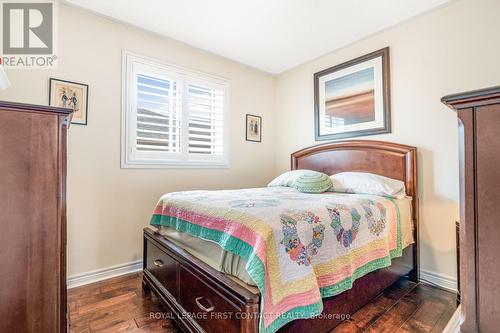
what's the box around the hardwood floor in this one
[68,273,457,333]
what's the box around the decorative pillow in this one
[267,170,312,187]
[268,170,332,193]
[328,172,406,198]
[292,171,333,193]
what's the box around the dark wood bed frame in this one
[142,140,419,333]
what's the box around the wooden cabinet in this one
[0,101,72,333]
[443,87,500,333]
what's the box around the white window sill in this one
[121,159,230,169]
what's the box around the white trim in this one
[121,50,231,169]
[67,260,142,289]
[122,50,230,84]
[420,269,458,292]
[122,160,230,169]
[442,305,461,333]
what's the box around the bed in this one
[142,140,419,333]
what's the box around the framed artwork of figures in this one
[246,114,262,142]
[314,47,391,140]
[49,78,89,125]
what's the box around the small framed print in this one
[246,114,262,142]
[314,47,391,140]
[49,78,89,125]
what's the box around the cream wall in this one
[1,0,498,283]
[274,0,500,282]
[0,3,276,276]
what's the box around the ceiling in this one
[64,0,450,74]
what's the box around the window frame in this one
[121,50,230,169]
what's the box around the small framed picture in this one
[314,47,391,140]
[49,78,89,125]
[246,114,262,142]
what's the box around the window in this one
[122,51,229,168]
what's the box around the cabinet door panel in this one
[0,110,61,332]
[476,104,500,333]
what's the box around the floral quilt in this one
[150,187,403,333]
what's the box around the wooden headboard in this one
[291,140,419,280]
[291,140,417,202]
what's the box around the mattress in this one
[153,192,414,288]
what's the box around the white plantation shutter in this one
[187,84,224,155]
[136,74,181,153]
[122,52,229,168]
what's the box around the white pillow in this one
[329,172,406,199]
[267,170,311,187]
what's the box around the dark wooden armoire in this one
[0,101,72,332]
[442,86,500,333]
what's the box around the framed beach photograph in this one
[49,78,89,125]
[246,114,262,142]
[314,47,391,140]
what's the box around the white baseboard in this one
[67,260,457,294]
[420,269,458,292]
[67,260,143,289]
[442,305,461,333]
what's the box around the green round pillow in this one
[292,171,332,193]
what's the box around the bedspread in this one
[150,187,404,333]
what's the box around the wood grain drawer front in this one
[179,267,241,333]
[146,241,177,298]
